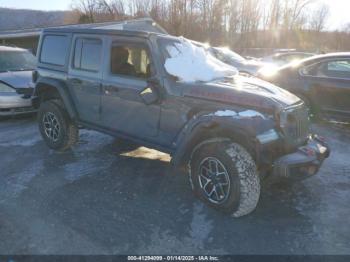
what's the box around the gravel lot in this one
[0,115,349,255]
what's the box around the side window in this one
[40,35,69,66]
[326,60,350,78]
[301,60,350,79]
[110,44,152,79]
[73,38,102,72]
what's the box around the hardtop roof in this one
[42,27,166,39]
[0,17,168,39]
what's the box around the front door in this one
[68,36,104,124]
[303,59,350,117]
[100,38,160,140]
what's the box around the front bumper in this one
[272,135,330,180]
[0,93,36,116]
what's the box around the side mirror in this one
[139,77,160,105]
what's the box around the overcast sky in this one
[0,0,348,30]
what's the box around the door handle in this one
[70,78,82,84]
[103,85,118,95]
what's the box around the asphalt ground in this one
[0,115,349,255]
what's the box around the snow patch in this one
[189,203,213,248]
[63,154,115,182]
[0,160,43,200]
[213,109,265,119]
[164,37,238,82]
[0,136,41,147]
[238,110,266,118]
[214,110,237,117]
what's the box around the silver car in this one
[260,52,315,67]
[209,47,269,76]
[0,46,36,116]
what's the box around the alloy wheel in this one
[198,157,231,204]
[43,112,60,142]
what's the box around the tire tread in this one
[225,143,260,217]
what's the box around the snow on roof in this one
[164,37,238,82]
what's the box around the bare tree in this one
[72,0,99,22]
[282,0,314,30]
[97,0,123,19]
[268,0,281,30]
[66,0,350,52]
[309,3,330,32]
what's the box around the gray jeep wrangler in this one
[33,28,330,217]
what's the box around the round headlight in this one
[0,82,16,93]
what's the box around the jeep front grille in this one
[280,104,310,147]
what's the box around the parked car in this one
[209,47,268,76]
[258,52,350,120]
[33,28,330,217]
[261,52,315,67]
[0,46,36,116]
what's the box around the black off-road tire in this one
[189,139,260,217]
[38,99,79,151]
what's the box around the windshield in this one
[158,37,238,82]
[216,48,245,63]
[0,50,36,72]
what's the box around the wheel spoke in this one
[54,124,60,132]
[201,165,210,175]
[209,159,219,173]
[202,178,211,191]
[53,129,59,139]
[214,188,220,201]
[216,172,229,184]
[208,186,216,197]
[216,183,225,199]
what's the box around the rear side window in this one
[40,35,69,66]
[327,60,350,76]
[73,38,102,72]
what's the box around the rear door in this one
[301,59,350,117]
[100,36,160,140]
[67,35,105,124]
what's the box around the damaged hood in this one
[0,70,34,89]
[182,75,301,112]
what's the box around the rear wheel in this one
[189,139,260,217]
[38,99,78,151]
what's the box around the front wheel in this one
[38,99,79,151]
[189,139,260,217]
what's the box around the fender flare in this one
[171,114,259,167]
[35,77,78,120]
